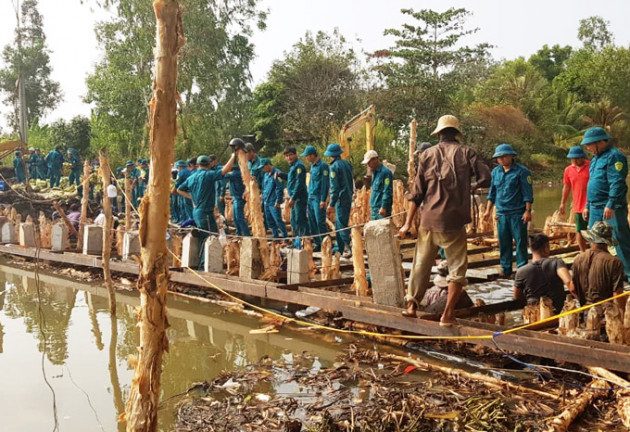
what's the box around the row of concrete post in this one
[0,218,406,308]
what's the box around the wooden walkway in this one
[1,243,629,373]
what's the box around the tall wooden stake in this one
[236,151,270,270]
[407,118,417,186]
[99,150,116,315]
[125,174,133,230]
[77,160,91,250]
[406,119,418,238]
[124,1,184,431]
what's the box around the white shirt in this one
[94,213,106,226]
[106,184,118,198]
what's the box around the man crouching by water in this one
[399,115,491,326]
[514,233,574,314]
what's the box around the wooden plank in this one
[3,244,630,372]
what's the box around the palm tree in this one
[583,99,626,131]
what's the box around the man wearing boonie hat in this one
[399,115,491,326]
[13,150,26,183]
[178,151,237,268]
[362,149,393,220]
[261,158,288,238]
[325,143,354,255]
[581,126,630,281]
[301,145,329,251]
[284,146,309,238]
[483,143,534,279]
[559,146,590,251]
[173,160,193,223]
[572,221,625,307]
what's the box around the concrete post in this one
[364,219,405,307]
[19,223,36,247]
[287,249,309,285]
[181,232,199,269]
[204,236,224,274]
[122,231,141,261]
[239,237,263,280]
[82,225,103,256]
[1,221,16,244]
[51,223,69,252]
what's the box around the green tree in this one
[0,0,61,132]
[86,0,266,165]
[578,16,614,51]
[370,8,491,132]
[475,58,555,128]
[47,116,92,156]
[252,29,363,152]
[528,44,573,81]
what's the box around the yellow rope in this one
[116,173,630,342]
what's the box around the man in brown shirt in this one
[572,221,625,308]
[399,115,491,325]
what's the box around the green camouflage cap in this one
[581,221,618,246]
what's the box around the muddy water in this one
[0,264,344,432]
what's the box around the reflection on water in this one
[0,264,340,432]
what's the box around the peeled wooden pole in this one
[99,151,116,315]
[407,118,417,186]
[544,380,607,432]
[236,151,270,272]
[321,236,333,281]
[587,367,630,428]
[350,207,369,296]
[125,175,133,230]
[390,354,561,400]
[77,160,91,250]
[124,2,184,431]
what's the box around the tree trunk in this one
[100,151,116,315]
[77,160,91,250]
[124,2,184,431]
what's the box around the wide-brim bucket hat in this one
[581,221,618,246]
[324,143,343,157]
[581,127,612,146]
[431,115,462,136]
[492,143,517,158]
[567,146,587,159]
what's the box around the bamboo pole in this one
[124,2,184,431]
[77,160,91,250]
[100,150,116,315]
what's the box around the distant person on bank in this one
[581,126,630,281]
[559,146,590,252]
[483,144,533,279]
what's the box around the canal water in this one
[0,263,346,432]
[0,183,566,431]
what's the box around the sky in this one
[0,0,630,132]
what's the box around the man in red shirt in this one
[559,146,590,251]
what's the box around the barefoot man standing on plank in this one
[399,115,491,326]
